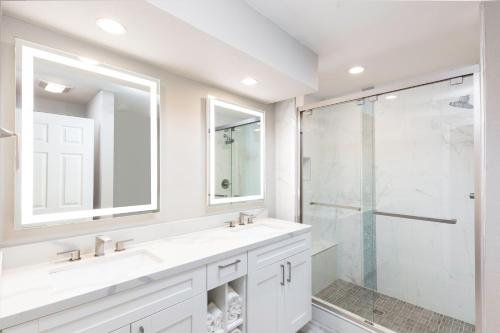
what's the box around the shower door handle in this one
[280,264,285,286]
[287,261,292,283]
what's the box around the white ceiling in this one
[2,1,481,104]
[246,0,480,100]
[2,1,317,104]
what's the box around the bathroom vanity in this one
[0,219,311,333]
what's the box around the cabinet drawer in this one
[248,233,311,271]
[37,267,206,333]
[207,253,247,289]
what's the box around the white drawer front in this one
[207,253,247,289]
[38,267,206,333]
[248,233,311,271]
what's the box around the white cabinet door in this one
[247,249,312,333]
[284,251,312,333]
[33,112,94,214]
[131,293,206,333]
[247,261,285,333]
[131,316,151,333]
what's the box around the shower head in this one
[449,95,473,109]
[223,133,234,144]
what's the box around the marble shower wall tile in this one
[374,77,475,324]
[302,101,364,286]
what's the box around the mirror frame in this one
[206,96,265,205]
[15,40,159,227]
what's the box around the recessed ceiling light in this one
[38,81,70,94]
[386,95,397,100]
[348,66,365,75]
[78,56,99,65]
[96,18,126,35]
[44,82,68,94]
[241,77,258,86]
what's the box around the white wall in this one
[87,90,115,209]
[274,98,298,222]
[113,101,151,207]
[0,16,274,246]
[33,96,87,118]
[479,3,500,333]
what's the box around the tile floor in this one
[316,279,475,333]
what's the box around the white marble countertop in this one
[0,218,310,330]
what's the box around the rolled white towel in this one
[207,311,215,333]
[227,286,242,305]
[207,317,215,333]
[229,329,242,333]
[207,302,223,332]
[228,303,242,315]
[227,312,238,324]
[226,286,243,323]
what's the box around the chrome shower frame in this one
[296,65,483,333]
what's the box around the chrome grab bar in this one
[308,202,457,224]
[373,211,457,224]
[309,202,361,211]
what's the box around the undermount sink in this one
[49,249,162,291]
[228,224,280,237]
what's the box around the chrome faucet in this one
[239,212,255,225]
[95,235,112,257]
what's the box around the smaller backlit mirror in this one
[207,96,265,205]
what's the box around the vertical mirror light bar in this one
[208,97,265,205]
[20,43,159,225]
[21,46,34,222]
[150,83,158,209]
[208,96,216,205]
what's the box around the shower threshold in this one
[315,279,475,333]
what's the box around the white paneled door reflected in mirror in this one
[15,40,159,226]
[207,96,265,205]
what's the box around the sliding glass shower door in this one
[302,75,476,333]
[373,76,475,331]
[301,99,376,323]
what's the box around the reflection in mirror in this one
[16,41,159,226]
[208,96,264,205]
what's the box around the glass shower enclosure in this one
[301,73,477,333]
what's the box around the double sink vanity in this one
[0,218,311,333]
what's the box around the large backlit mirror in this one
[207,96,265,205]
[15,40,159,226]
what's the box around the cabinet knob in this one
[139,326,145,333]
